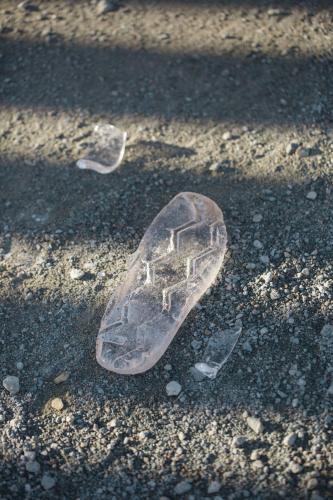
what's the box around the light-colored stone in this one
[70,268,85,280]
[3,375,20,395]
[174,480,191,495]
[242,340,252,353]
[166,381,182,396]
[232,436,247,448]
[270,289,280,300]
[41,474,56,490]
[246,416,264,434]
[286,142,299,155]
[24,451,36,461]
[138,431,149,440]
[26,461,40,474]
[209,162,220,173]
[250,449,260,461]
[207,480,221,494]
[253,240,263,249]
[307,478,319,490]
[54,371,70,384]
[283,432,297,447]
[51,397,64,411]
[222,131,232,140]
[96,0,117,15]
[259,255,270,265]
[252,459,264,469]
[290,462,303,474]
[253,214,263,223]
[108,418,118,428]
[306,191,317,200]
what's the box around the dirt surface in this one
[0,1,333,499]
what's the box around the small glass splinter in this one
[96,192,228,375]
[77,124,127,174]
[195,321,242,379]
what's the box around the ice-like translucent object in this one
[96,192,228,374]
[195,321,242,379]
[77,124,127,174]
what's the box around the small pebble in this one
[307,478,318,490]
[207,480,221,494]
[174,480,191,495]
[16,362,24,371]
[70,269,85,280]
[24,451,36,461]
[253,214,263,223]
[270,289,280,300]
[286,142,299,155]
[191,339,202,350]
[26,461,40,474]
[243,340,252,353]
[209,162,220,173]
[108,418,118,428]
[253,240,263,249]
[247,416,264,434]
[138,431,149,440]
[166,381,182,396]
[268,8,283,16]
[283,432,297,447]
[250,449,261,461]
[41,474,56,490]
[232,435,247,448]
[252,459,264,469]
[96,0,117,15]
[306,191,317,200]
[290,462,303,474]
[222,131,232,140]
[51,397,64,411]
[54,371,70,384]
[3,375,20,395]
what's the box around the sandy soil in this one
[0,1,332,499]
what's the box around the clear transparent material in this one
[77,124,126,174]
[195,321,242,379]
[96,192,228,374]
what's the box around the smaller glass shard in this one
[77,124,127,174]
[195,321,242,379]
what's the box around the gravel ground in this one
[0,1,333,499]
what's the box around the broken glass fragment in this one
[77,124,126,174]
[96,192,228,374]
[195,321,242,379]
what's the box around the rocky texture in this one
[0,0,332,498]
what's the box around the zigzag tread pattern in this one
[101,218,223,345]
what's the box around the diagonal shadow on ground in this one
[1,38,332,126]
